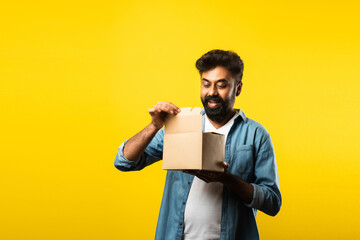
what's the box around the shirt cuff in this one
[115,140,141,167]
[244,183,265,209]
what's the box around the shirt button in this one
[182,202,185,205]
[187,181,191,184]
[179,222,182,226]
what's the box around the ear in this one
[235,82,243,96]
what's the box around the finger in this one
[153,104,163,113]
[196,175,210,183]
[148,108,159,118]
[167,102,181,113]
[222,161,229,172]
[183,170,197,175]
[198,170,216,177]
[199,171,224,182]
[155,102,180,114]
[154,102,167,112]
[157,101,178,111]
[154,103,173,114]
[196,171,214,180]
[162,103,179,115]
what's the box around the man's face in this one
[200,66,241,123]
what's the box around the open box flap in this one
[165,107,202,134]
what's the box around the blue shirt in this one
[114,109,282,240]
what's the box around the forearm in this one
[123,123,160,161]
[222,172,254,204]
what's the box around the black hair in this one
[195,49,244,83]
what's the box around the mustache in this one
[204,95,224,104]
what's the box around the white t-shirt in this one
[183,112,239,240]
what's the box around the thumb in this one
[222,161,229,172]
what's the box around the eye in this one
[202,83,210,88]
[217,83,227,89]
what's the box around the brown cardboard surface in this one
[164,115,202,134]
[162,107,225,172]
[202,133,225,171]
[163,133,203,170]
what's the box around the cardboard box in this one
[162,107,225,172]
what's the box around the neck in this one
[207,109,237,129]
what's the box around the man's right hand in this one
[148,102,181,130]
[123,102,180,161]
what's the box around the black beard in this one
[201,95,231,123]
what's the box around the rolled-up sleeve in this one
[245,128,282,216]
[114,129,165,171]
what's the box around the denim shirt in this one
[114,109,282,240]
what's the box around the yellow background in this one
[1,0,360,239]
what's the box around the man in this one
[114,50,281,240]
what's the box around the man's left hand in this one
[183,161,230,183]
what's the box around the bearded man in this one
[114,49,282,240]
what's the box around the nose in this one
[208,85,218,96]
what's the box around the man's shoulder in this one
[246,118,269,132]
[238,111,270,138]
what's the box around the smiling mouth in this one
[208,100,221,108]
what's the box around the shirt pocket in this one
[231,145,255,182]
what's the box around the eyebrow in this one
[201,78,228,83]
